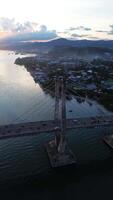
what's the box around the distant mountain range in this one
[48,45,113,59]
[0,38,113,53]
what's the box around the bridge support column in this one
[46,77,76,168]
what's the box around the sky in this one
[0,0,113,41]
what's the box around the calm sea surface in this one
[0,50,113,198]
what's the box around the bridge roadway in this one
[0,115,113,140]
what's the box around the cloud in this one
[20,29,57,41]
[110,25,113,29]
[14,22,38,33]
[97,25,113,36]
[0,18,38,33]
[95,26,113,37]
[71,33,80,37]
[107,25,113,35]
[71,33,100,40]
[39,25,47,32]
[68,26,91,31]
[96,30,108,33]
[4,28,58,42]
[84,28,91,31]
[0,18,15,32]
[0,18,112,42]
[0,18,58,41]
[71,33,88,38]
[87,36,99,40]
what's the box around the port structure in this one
[46,77,76,167]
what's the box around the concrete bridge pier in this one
[46,77,76,168]
[57,78,67,154]
[57,135,67,154]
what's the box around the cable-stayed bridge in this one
[0,77,113,167]
[0,116,113,140]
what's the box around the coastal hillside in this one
[1,38,113,53]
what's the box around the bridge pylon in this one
[46,76,76,168]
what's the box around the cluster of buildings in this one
[33,69,49,84]
[15,54,113,93]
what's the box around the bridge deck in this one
[0,115,113,140]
